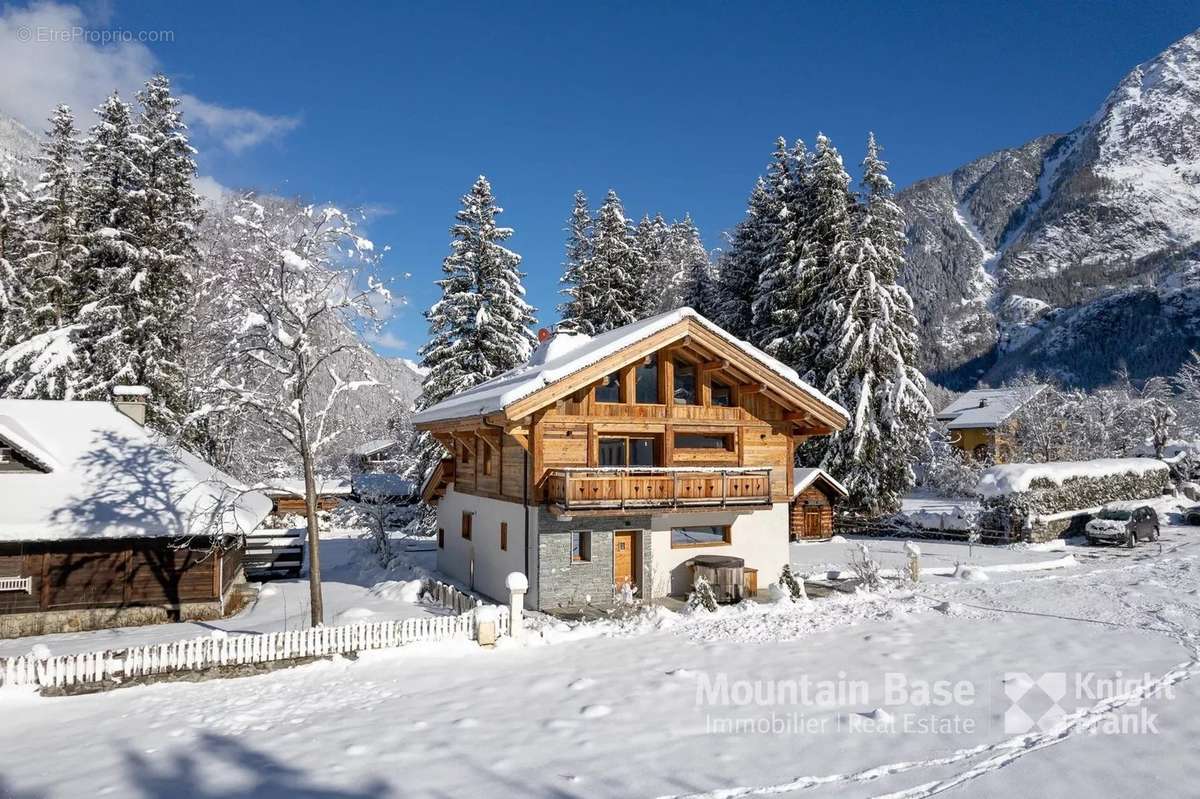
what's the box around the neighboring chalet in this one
[259,477,352,516]
[790,468,847,540]
[937,385,1048,462]
[0,390,271,638]
[412,308,849,610]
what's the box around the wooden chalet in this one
[413,308,848,609]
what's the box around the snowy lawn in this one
[0,529,445,659]
[3,516,1200,797]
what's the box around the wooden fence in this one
[423,578,481,614]
[2,607,509,691]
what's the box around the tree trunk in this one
[299,424,324,627]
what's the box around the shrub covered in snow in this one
[778,564,806,601]
[978,458,1170,537]
[686,576,718,613]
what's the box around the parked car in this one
[1184,505,1200,526]
[1086,504,1159,547]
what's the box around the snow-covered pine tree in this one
[810,134,932,515]
[0,106,87,399]
[751,137,812,357]
[129,74,203,432]
[407,176,537,502]
[665,216,718,317]
[560,189,641,335]
[556,190,595,335]
[714,178,775,341]
[634,212,671,314]
[0,167,31,350]
[74,92,144,402]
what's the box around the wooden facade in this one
[0,538,241,619]
[416,317,846,515]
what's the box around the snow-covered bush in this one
[778,564,806,601]
[686,576,718,613]
[847,543,883,592]
[923,433,985,497]
[979,458,1170,537]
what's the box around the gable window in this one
[595,372,621,403]
[635,353,659,403]
[674,432,734,451]
[599,437,657,467]
[0,447,11,463]
[673,359,697,405]
[711,380,732,407]
[670,525,731,548]
[571,531,592,562]
[461,511,473,540]
[500,522,508,551]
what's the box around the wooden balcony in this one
[544,467,772,512]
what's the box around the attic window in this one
[0,447,11,464]
[595,372,621,403]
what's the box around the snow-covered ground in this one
[0,530,446,659]
[3,512,1200,797]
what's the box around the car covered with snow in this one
[1184,505,1200,526]
[1085,502,1159,547]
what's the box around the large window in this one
[674,432,734,451]
[599,437,656,467]
[635,353,659,403]
[595,371,621,403]
[671,525,731,548]
[571,531,592,562]
[711,380,732,407]
[673,359,697,405]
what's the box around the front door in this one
[613,530,638,595]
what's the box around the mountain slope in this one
[899,29,1200,388]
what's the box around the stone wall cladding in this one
[536,511,652,609]
[0,601,224,639]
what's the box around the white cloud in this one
[182,94,300,154]
[364,329,408,352]
[193,174,232,208]
[0,2,298,152]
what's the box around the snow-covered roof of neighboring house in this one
[352,438,400,457]
[253,477,353,498]
[411,307,849,425]
[977,457,1169,498]
[351,473,415,497]
[793,467,848,498]
[0,399,272,542]
[937,385,1048,430]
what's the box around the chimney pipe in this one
[111,385,151,426]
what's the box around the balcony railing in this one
[545,467,772,511]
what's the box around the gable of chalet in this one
[412,308,849,436]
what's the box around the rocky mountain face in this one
[899,30,1200,389]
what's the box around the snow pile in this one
[978,458,1170,497]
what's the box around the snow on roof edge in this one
[793,467,848,498]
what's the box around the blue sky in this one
[2,1,1198,361]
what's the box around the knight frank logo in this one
[1003,672,1067,734]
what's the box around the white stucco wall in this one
[435,486,537,607]
[646,502,789,597]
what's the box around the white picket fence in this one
[1,608,509,691]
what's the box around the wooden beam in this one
[450,431,476,452]
[477,430,501,455]
[741,383,765,395]
[698,359,728,372]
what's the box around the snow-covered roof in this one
[938,385,1048,429]
[253,477,353,497]
[411,308,849,425]
[352,438,399,457]
[351,473,415,497]
[111,385,151,397]
[0,399,272,542]
[977,457,1169,498]
[793,467,848,498]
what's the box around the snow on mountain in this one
[899,29,1200,388]
[0,111,38,180]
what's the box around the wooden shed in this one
[0,396,271,638]
[789,468,848,540]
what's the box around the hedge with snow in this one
[978,458,1169,536]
